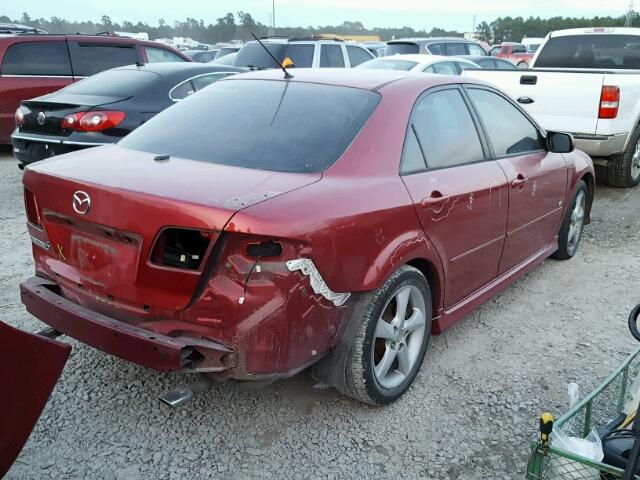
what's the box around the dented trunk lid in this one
[23,145,320,315]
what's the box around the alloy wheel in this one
[632,138,640,182]
[567,190,586,255]
[372,285,427,389]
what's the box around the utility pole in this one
[472,14,477,36]
[273,0,276,32]
[626,0,634,27]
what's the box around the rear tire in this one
[607,126,640,188]
[338,265,432,405]
[552,180,588,260]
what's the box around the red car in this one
[490,42,534,68]
[20,69,594,405]
[0,33,190,144]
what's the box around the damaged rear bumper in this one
[19,276,234,373]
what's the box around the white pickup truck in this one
[464,27,640,187]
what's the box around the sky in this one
[3,0,633,32]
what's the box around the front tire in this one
[552,180,588,260]
[607,126,640,188]
[338,265,432,405]
[517,61,529,68]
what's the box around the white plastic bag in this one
[549,428,604,479]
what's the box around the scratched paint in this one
[429,197,460,222]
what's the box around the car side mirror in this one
[547,131,574,153]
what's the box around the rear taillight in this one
[61,111,125,132]
[151,228,214,270]
[24,188,40,226]
[15,107,25,126]
[599,86,619,119]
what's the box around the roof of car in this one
[224,67,453,91]
[377,54,477,64]
[549,27,640,37]
[388,37,475,44]
[253,36,345,44]
[113,63,247,77]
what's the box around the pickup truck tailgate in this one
[464,70,604,135]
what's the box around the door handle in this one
[511,175,530,188]
[517,96,535,104]
[421,194,449,208]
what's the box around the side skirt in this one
[432,241,557,334]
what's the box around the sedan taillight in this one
[24,188,40,226]
[599,86,620,119]
[61,111,125,132]
[151,228,215,270]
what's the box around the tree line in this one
[2,11,638,44]
[475,13,640,43]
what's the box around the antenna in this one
[250,32,293,79]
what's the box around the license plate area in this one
[71,234,117,288]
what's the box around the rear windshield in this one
[385,42,420,55]
[62,69,159,97]
[536,34,640,69]
[119,79,380,173]
[235,42,314,68]
[357,58,418,71]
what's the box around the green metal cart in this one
[526,345,640,479]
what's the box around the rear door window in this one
[320,45,345,67]
[467,43,486,56]
[467,88,545,156]
[432,62,458,75]
[145,47,185,63]
[346,46,373,67]
[69,43,138,76]
[120,79,380,173]
[1,41,72,76]
[191,73,233,90]
[283,44,314,67]
[400,127,427,174]
[169,81,195,101]
[427,43,444,55]
[445,43,467,56]
[410,89,484,169]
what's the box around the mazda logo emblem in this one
[72,191,91,215]
[37,112,46,126]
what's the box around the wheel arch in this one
[580,171,595,223]
[405,258,441,318]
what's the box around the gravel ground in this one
[3,146,640,480]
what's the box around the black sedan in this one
[456,55,517,69]
[12,63,247,167]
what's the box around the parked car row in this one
[0,33,190,144]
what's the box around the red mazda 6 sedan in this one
[20,69,594,404]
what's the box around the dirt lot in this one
[2,146,640,479]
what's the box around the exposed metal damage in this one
[286,258,351,306]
